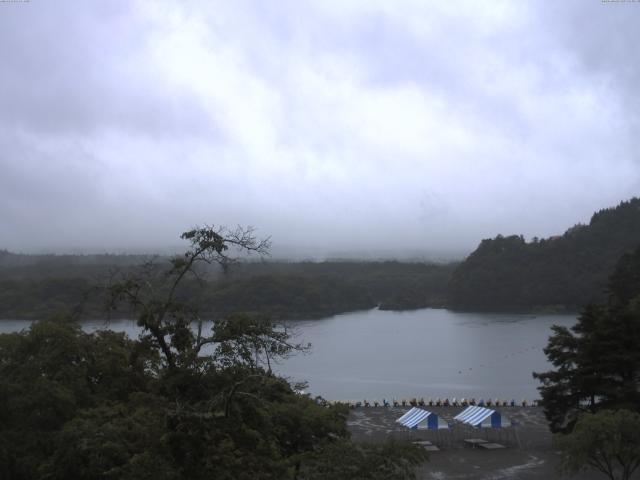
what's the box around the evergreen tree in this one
[534,246,640,432]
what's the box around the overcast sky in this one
[1,0,639,257]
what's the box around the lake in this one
[0,308,576,402]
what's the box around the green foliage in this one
[0,316,158,480]
[608,247,640,309]
[450,198,640,311]
[534,246,640,433]
[0,260,454,321]
[0,312,355,479]
[0,278,92,319]
[0,227,427,479]
[211,313,306,372]
[201,274,375,320]
[555,409,640,480]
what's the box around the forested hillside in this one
[449,198,640,311]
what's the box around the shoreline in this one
[0,304,580,322]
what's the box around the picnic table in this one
[463,438,488,448]
[478,442,506,450]
[413,440,440,451]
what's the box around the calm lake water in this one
[0,308,576,402]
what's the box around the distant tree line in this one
[0,259,454,321]
[2,197,640,320]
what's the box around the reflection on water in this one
[0,308,576,401]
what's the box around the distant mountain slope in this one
[448,198,640,311]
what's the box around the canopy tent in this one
[396,407,447,430]
[453,405,509,428]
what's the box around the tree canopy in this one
[556,409,640,480]
[0,225,427,480]
[534,245,640,433]
[0,258,454,321]
[449,198,640,311]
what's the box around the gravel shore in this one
[347,406,630,480]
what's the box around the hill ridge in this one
[448,197,640,311]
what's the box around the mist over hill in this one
[2,197,640,318]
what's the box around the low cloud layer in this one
[1,0,639,257]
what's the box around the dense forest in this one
[449,198,640,311]
[0,253,454,320]
[0,227,428,479]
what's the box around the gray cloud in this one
[0,1,211,137]
[0,0,638,256]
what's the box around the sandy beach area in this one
[347,406,633,480]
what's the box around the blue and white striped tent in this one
[396,407,446,430]
[453,405,505,428]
